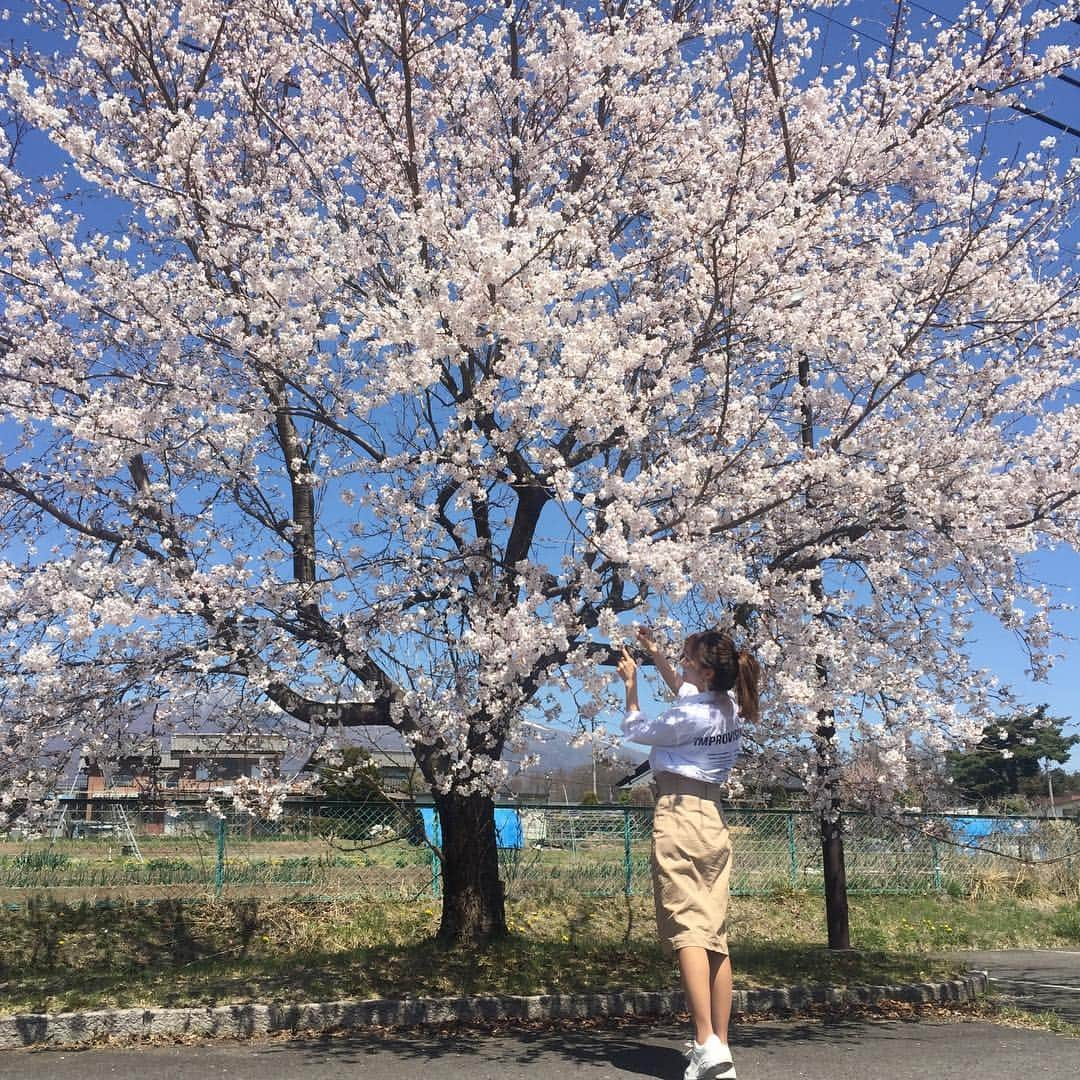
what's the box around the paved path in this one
[1,1018,1078,1079]
[950,950,1080,1023]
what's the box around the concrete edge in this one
[0,971,990,1050]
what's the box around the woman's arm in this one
[616,646,640,713]
[618,645,715,747]
[623,701,708,746]
[636,626,681,695]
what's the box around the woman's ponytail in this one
[733,648,761,725]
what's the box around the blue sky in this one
[966,549,1080,767]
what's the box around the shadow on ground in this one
[249,1015,926,1077]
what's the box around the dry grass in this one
[2,889,1077,1016]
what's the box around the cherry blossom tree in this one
[1,0,1077,943]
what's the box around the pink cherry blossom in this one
[0,0,1075,837]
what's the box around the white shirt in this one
[623,682,742,785]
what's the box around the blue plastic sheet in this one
[419,806,523,849]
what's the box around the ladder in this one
[114,802,144,862]
[50,773,82,843]
[49,803,68,843]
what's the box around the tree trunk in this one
[817,715,851,949]
[433,791,507,944]
[820,808,850,949]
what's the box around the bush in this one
[143,857,201,883]
[1050,904,1080,943]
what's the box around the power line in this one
[905,0,1080,96]
[810,7,891,49]
[807,6,1080,140]
[1008,101,1080,139]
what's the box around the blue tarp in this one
[951,817,998,839]
[419,807,523,850]
[949,815,1036,856]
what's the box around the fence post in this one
[215,815,226,897]
[787,813,798,889]
[431,848,440,899]
[623,808,633,897]
[931,837,942,893]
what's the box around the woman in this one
[617,626,761,1080]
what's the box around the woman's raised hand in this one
[635,625,680,694]
[636,625,661,657]
[616,645,637,685]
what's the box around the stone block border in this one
[0,972,989,1050]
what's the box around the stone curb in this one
[0,972,989,1050]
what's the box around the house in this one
[612,760,655,795]
[66,732,293,834]
[303,746,423,798]
[81,732,291,795]
[361,748,422,795]
[1030,791,1080,818]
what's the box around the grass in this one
[2,890,1079,1016]
[847,891,1080,951]
[975,1000,1080,1039]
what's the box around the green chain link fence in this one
[2,800,1077,902]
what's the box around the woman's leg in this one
[708,950,732,1045]
[677,945,714,1044]
[678,947,733,1046]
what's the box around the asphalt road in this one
[950,950,1080,1024]
[1,1018,1078,1080]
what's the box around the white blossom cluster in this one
[230,774,300,821]
[0,1,1077,824]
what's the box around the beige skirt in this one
[651,777,732,955]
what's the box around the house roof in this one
[168,733,290,754]
[613,761,653,789]
[79,732,291,773]
[302,747,418,773]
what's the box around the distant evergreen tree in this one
[946,707,1077,804]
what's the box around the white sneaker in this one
[683,1034,735,1080]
